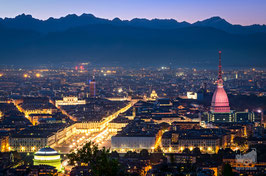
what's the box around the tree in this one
[234,137,247,147]
[169,153,175,164]
[222,163,234,176]
[218,148,234,157]
[192,147,201,155]
[182,148,191,154]
[124,151,133,158]
[111,151,120,159]
[155,146,163,153]
[67,141,125,176]
[140,149,149,159]
[124,151,138,158]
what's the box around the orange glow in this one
[36,73,41,78]
[21,146,25,152]
[23,74,29,78]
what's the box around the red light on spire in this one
[218,51,222,80]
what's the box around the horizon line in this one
[1,13,265,27]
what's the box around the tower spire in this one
[210,51,230,113]
[92,69,96,80]
[218,51,222,80]
[90,69,96,97]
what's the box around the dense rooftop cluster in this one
[60,98,129,121]
[0,66,265,176]
[115,120,160,137]
[19,97,56,111]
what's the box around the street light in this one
[118,88,123,93]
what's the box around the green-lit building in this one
[204,111,256,123]
[33,147,63,172]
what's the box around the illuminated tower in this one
[210,51,230,113]
[150,90,158,100]
[89,75,96,97]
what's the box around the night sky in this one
[0,0,266,25]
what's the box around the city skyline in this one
[0,1,265,175]
[1,0,266,26]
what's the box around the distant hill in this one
[1,14,266,34]
[0,14,266,67]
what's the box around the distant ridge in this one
[1,13,266,34]
[0,13,266,67]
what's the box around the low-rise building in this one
[162,128,230,154]
[111,120,160,153]
[178,136,220,154]
[29,114,53,125]
[9,123,75,152]
[55,96,86,107]
[10,132,56,152]
[108,116,130,133]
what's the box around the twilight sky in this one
[0,0,266,25]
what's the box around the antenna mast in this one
[218,51,222,80]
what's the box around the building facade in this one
[55,97,86,107]
[111,136,156,153]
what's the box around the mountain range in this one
[0,14,266,67]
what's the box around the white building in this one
[111,136,156,153]
[187,92,198,99]
[55,97,86,107]
[9,133,56,152]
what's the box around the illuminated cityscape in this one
[0,56,265,175]
[0,1,266,176]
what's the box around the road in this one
[58,99,138,172]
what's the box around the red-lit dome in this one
[211,82,230,113]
